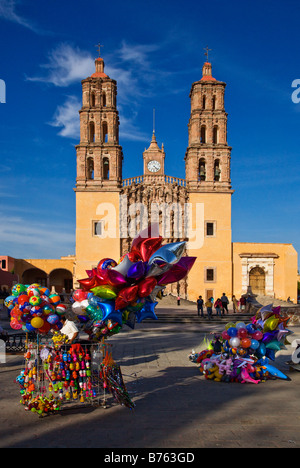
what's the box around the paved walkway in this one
[1,308,300,449]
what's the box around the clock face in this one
[147,160,161,173]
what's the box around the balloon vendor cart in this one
[10,225,198,416]
[16,334,135,416]
[189,304,293,384]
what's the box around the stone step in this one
[153,313,252,324]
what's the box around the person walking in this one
[177,296,181,306]
[232,295,239,314]
[214,298,222,317]
[221,293,229,314]
[197,296,204,317]
[205,297,213,321]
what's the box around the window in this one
[205,268,216,282]
[212,96,216,110]
[202,96,206,109]
[87,157,94,180]
[93,220,104,237]
[102,92,107,107]
[103,157,110,180]
[201,126,206,144]
[102,122,108,143]
[206,269,214,281]
[206,222,214,237]
[91,92,96,107]
[213,126,219,144]
[1,259,6,269]
[214,160,221,181]
[199,158,206,181]
[89,122,95,143]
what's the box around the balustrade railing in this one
[122,175,186,188]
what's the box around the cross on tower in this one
[204,46,212,62]
[95,42,104,58]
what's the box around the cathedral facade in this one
[4,53,297,301]
[72,54,298,303]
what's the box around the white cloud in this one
[29,41,173,142]
[26,43,95,87]
[49,95,80,139]
[0,0,43,33]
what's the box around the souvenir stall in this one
[10,225,196,416]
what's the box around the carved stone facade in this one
[72,54,298,303]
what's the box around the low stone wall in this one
[248,303,300,326]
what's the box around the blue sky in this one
[0,0,299,266]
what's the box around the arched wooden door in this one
[249,267,265,295]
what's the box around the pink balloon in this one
[222,330,230,340]
[10,320,23,330]
[157,257,197,285]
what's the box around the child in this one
[232,295,238,313]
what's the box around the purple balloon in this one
[127,262,146,280]
[262,331,278,344]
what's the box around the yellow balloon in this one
[91,285,117,300]
[225,322,235,330]
[263,315,279,332]
[31,317,45,329]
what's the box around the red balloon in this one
[73,289,89,302]
[38,321,51,334]
[18,295,29,305]
[138,277,158,298]
[241,338,252,349]
[78,276,98,291]
[237,328,248,339]
[115,285,139,310]
[131,224,163,262]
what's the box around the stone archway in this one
[249,267,266,295]
[49,269,73,293]
[22,268,48,287]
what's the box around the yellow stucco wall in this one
[75,190,121,284]
[14,257,75,278]
[186,192,233,302]
[232,242,298,303]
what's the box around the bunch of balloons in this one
[189,304,292,384]
[72,225,196,341]
[6,283,66,334]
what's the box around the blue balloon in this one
[227,327,238,338]
[148,241,186,265]
[246,324,255,334]
[99,301,122,324]
[105,309,123,325]
[136,301,158,323]
[250,339,260,350]
[256,342,266,358]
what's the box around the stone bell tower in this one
[75,55,123,191]
[74,53,123,285]
[184,58,234,302]
[185,61,232,192]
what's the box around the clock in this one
[147,160,161,173]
